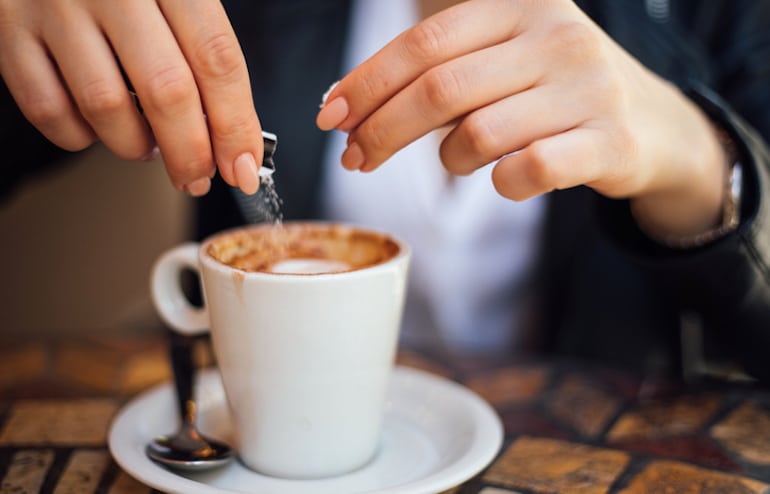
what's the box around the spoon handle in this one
[168,330,196,425]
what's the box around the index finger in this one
[317,0,526,132]
[160,0,263,194]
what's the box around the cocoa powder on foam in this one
[207,224,399,274]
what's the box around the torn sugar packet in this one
[320,81,340,108]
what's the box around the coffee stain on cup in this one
[231,271,246,304]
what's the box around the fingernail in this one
[142,145,160,162]
[234,152,260,195]
[184,177,211,197]
[341,142,365,170]
[317,97,349,130]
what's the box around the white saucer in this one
[109,366,503,494]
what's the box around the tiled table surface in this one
[2,332,770,493]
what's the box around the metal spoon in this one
[146,333,234,471]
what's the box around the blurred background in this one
[0,145,192,339]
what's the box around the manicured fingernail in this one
[184,177,211,197]
[341,142,365,170]
[234,152,260,195]
[317,97,349,130]
[142,145,160,162]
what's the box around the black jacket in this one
[3,0,769,380]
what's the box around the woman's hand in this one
[317,0,728,239]
[0,0,264,195]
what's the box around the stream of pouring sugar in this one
[249,167,283,226]
[232,168,284,225]
[256,170,284,225]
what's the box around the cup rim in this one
[199,221,411,278]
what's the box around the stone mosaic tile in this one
[0,344,48,389]
[618,460,767,493]
[1,449,55,493]
[396,351,453,378]
[595,369,643,401]
[0,399,118,446]
[107,471,154,494]
[711,401,770,465]
[634,374,692,402]
[499,408,570,440]
[607,394,721,442]
[0,379,97,401]
[483,436,629,493]
[53,449,110,493]
[6,333,770,494]
[120,346,171,395]
[545,375,621,438]
[85,333,166,355]
[53,344,124,393]
[463,367,548,407]
[441,352,518,374]
[612,436,743,472]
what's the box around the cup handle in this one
[150,243,209,335]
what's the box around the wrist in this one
[632,157,742,249]
[631,92,743,249]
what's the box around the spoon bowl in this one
[146,400,234,471]
[146,334,234,471]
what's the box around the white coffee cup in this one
[150,222,410,479]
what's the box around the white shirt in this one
[320,0,546,353]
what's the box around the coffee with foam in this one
[206,223,400,275]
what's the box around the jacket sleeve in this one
[594,0,770,381]
[598,82,770,381]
